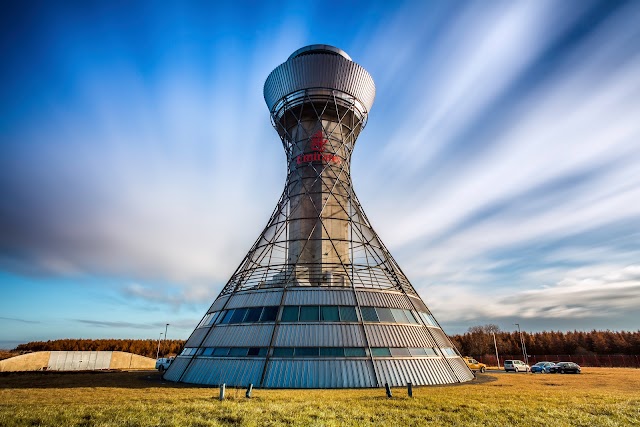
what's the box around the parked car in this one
[504,360,530,372]
[531,361,554,373]
[155,357,174,372]
[547,361,581,374]
[544,361,560,373]
[464,357,487,373]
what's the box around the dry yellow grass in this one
[1,368,639,426]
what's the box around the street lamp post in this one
[515,323,529,370]
[156,332,163,360]
[163,323,169,357]
[492,332,500,369]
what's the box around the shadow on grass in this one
[0,370,497,390]
[0,370,203,389]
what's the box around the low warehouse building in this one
[0,351,155,372]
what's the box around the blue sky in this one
[1,0,639,348]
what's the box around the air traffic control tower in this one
[163,45,474,388]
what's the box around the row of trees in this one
[13,339,184,359]
[8,328,640,359]
[449,325,640,357]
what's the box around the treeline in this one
[8,329,640,359]
[12,339,186,359]
[450,326,640,357]
[0,350,15,361]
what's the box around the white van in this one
[155,357,174,372]
[504,360,530,372]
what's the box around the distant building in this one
[0,351,154,371]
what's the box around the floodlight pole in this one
[156,332,163,360]
[515,323,529,369]
[492,332,500,369]
[163,323,169,357]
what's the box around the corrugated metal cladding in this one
[356,291,413,309]
[373,358,459,387]
[263,359,376,388]
[203,325,275,347]
[209,295,230,313]
[448,357,475,382]
[264,53,376,114]
[226,290,284,309]
[181,358,265,387]
[428,327,454,348]
[274,324,365,347]
[162,357,191,382]
[48,351,112,371]
[364,324,436,348]
[408,296,428,312]
[283,289,356,306]
[184,328,209,347]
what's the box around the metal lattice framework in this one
[162,45,475,389]
[220,88,417,297]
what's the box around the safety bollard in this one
[246,383,253,398]
[385,382,392,398]
[219,383,226,401]
[407,382,413,398]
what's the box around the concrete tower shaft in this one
[282,104,361,285]
[264,46,375,286]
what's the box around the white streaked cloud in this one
[122,282,217,308]
[1,0,639,333]
[370,5,640,249]
[424,264,640,322]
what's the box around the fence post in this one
[385,383,392,398]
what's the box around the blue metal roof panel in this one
[274,324,365,347]
[226,290,284,308]
[263,359,376,388]
[203,324,275,347]
[284,289,356,305]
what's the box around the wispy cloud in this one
[0,317,40,324]
[73,319,157,329]
[121,282,217,308]
[73,318,198,330]
[425,264,640,323]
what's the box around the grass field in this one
[1,368,639,426]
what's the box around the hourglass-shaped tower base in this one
[163,45,474,388]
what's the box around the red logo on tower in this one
[296,130,341,165]
[310,130,328,152]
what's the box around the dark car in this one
[548,361,581,374]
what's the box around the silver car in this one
[504,359,530,372]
